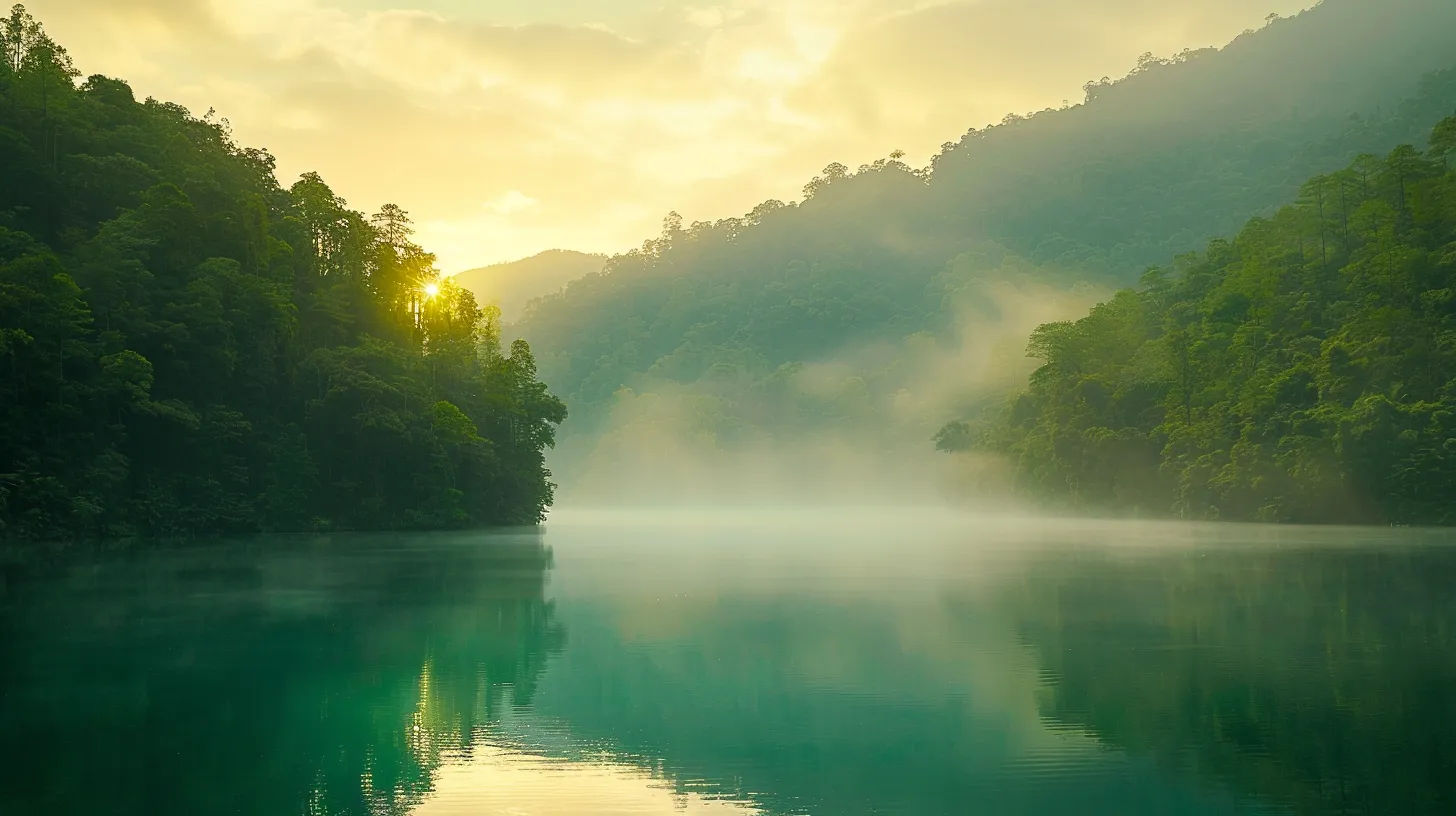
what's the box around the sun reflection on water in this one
[411,743,761,816]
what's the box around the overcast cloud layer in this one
[33,0,1312,270]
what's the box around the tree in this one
[0,5,567,542]
[969,130,1456,525]
[1432,116,1456,160]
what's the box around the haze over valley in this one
[10,2,1456,814]
[6,0,1456,525]
[505,0,1456,515]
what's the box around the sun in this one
[424,282,440,298]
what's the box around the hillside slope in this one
[452,250,606,323]
[520,0,1456,456]
[0,7,566,539]
[953,121,1456,525]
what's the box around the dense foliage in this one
[0,6,566,540]
[952,123,1456,524]
[519,0,1456,440]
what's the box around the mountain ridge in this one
[523,0,1456,410]
[509,0,1456,494]
[451,249,607,323]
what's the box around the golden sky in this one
[34,0,1312,270]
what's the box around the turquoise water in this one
[2,511,1453,814]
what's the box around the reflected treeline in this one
[10,527,1452,816]
[515,530,1456,816]
[0,533,564,816]
[533,598,974,815]
[1007,544,1456,816]
[527,594,1238,816]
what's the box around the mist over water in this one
[6,1,1456,813]
[544,273,1102,510]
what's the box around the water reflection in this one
[0,533,564,815]
[1005,542,1456,816]
[415,743,758,815]
[528,515,1269,816]
[2,518,1455,815]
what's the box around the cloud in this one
[485,190,538,215]
[30,0,1314,269]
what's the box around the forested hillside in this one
[452,250,606,323]
[0,6,566,540]
[945,121,1456,525]
[518,0,1456,453]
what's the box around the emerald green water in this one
[3,511,1454,815]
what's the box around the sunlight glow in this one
[424,282,441,298]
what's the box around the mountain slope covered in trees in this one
[944,121,1456,525]
[452,250,606,323]
[0,6,566,541]
[517,0,1456,455]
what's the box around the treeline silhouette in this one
[0,6,566,541]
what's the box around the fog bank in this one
[545,272,1103,508]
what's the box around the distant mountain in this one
[451,250,606,322]
[519,0,1456,437]
[925,0,1456,273]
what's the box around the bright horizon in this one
[34,0,1313,271]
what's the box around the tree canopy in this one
[515,0,1456,471]
[954,121,1456,525]
[0,5,566,541]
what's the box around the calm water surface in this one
[3,510,1455,815]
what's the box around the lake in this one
[2,509,1454,815]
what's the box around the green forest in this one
[945,124,1456,524]
[0,6,566,541]
[8,0,1456,531]
[513,0,1456,477]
